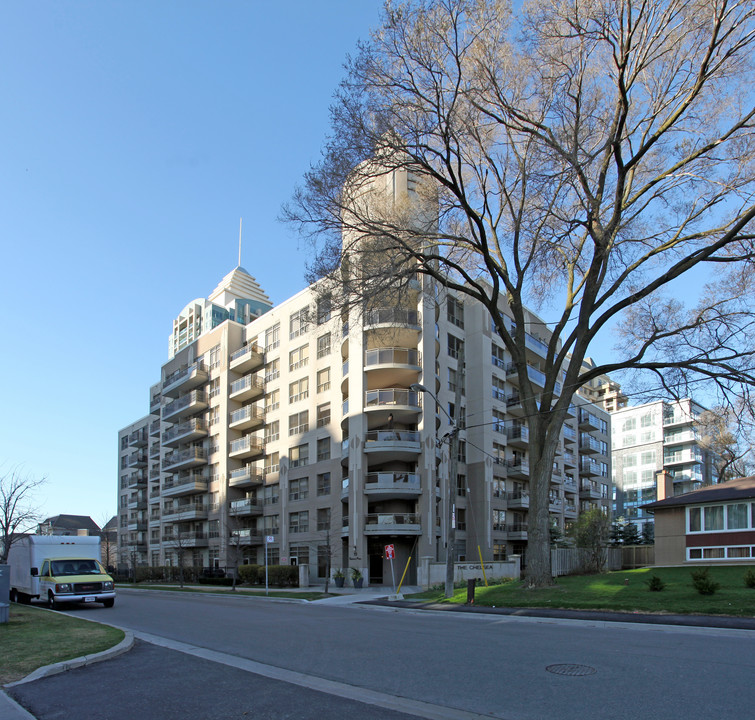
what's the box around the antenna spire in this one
[238,218,242,267]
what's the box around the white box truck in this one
[8,535,116,609]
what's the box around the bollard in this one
[466,578,476,605]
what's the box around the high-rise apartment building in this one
[118,170,611,585]
[610,399,718,531]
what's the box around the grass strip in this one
[121,584,329,601]
[0,605,125,685]
[408,566,755,617]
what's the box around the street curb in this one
[5,631,134,688]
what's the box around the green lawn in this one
[122,583,329,601]
[0,605,125,684]
[408,566,755,616]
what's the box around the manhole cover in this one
[546,664,596,677]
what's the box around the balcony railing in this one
[365,430,421,444]
[365,513,421,528]
[364,308,420,327]
[365,388,421,408]
[365,347,421,367]
[365,472,421,492]
[162,418,208,445]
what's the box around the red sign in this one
[385,544,395,559]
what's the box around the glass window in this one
[316,403,331,428]
[317,333,331,358]
[289,378,309,403]
[640,413,653,427]
[264,420,280,443]
[622,418,636,432]
[265,323,280,352]
[448,334,464,359]
[704,505,723,531]
[703,547,725,559]
[447,296,464,328]
[290,443,309,468]
[727,503,748,530]
[289,478,309,501]
[624,454,637,467]
[289,511,309,533]
[317,472,331,496]
[317,368,330,393]
[289,411,309,436]
[289,345,309,372]
[316,295,332,324]
[289,308,310,339]
[688,507,701,532]
[317,437,330,461]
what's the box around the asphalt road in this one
[8,590,755,720]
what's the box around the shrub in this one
[690,568,720,595]
[644,575,665,592]
[238,564,262,584]
[744,569,755,589]
[197,577,234,586]
[267,564,299,587]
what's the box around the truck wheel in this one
[47,592,59,610]
[103,599,115,608]
[9,588,17,603]
[18,593,31,605]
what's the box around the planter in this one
[353,578,363,589]
[334,577,345,588]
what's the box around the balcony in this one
[149,420,161,437]
[230,343,264,373]
[579,433,603,454]
[162,418,209,448]
[505,523,528,540]
[364,388,422,427]
[233,528,263,545]
[506,363,548,390]
[505,393,525,417]
[563,481,578,495]
[364,513,422,535]
[162,531,208,548]
[162,390,208,422]
[364,347,421,388]
[580,482,602,500]
[162,502,208,522]
[128,428,148,447]
[127,519,147,532]
[229,374,264,402]
[663,412,695,427]
[127,492,147,510]
[162,472,208,497]
[228,463,264,489]
[229,498,263,516]
[162,447,207,472]
[549,498,563,513]
[229,404,265,431]
[579,457,606,477]
[364,430,421,462]
[127,451,148,468]
[506,425,529,448]
[664,451,703,466]
[127,470,147,489]
[564,503,578,518]
[364,472,422,499]
[149,442,161,460]
[506,491,530,509]
[364,308,421,329]
[578,409,600,431]
[229,434,264,460]
[162,361,209,398]
[505,458,530,479]
[562,425,577,444]
[563,451,577,468]
[150,392,161,415]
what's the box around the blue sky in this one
[0,1,382,526]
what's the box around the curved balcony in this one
[364,430,421,462]
[364,388,421,427]
[162,418,208,448]
[229,404,265,431]
[229,374,264,402]
[364,347,421,389]
[162,361,208,399]
[364,472,421,499]
[229,434,264,460]
[364,308,422,349]
[162,391,208,423]
[229,343,264,373]
[364,513,422,535]
[228,463,264,489]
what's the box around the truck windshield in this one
[51,560,102,576]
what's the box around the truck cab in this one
[37,557,116,609]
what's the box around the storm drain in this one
[546,664,596,677]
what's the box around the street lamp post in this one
[412,350,463,599]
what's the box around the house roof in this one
[42,514,101,532]
[644,476,755,512]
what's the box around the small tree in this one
[1,468,46,564]
[621,523,641,546]
[569,509,611,574]
[609,522,624,547]
[641,523,655,546]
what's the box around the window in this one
[493,409,505,433]
[265,389,280,413]
[727,503,748,529]
[317,368,330,393]
[317,472,331,496]
[208,406,219,426]
[622,418,637,432]
[265,358,280,383]
[493,543,506,561]
[640,451,655,465]
[265,323,280,352]
[263,514,279,532]
[448,367,465,394]
[316,403,331,428]
[457,439,466,463]
[447,296,464,328]
[492,375,506,400]
[289,411,309,436]
[290,545,310,565]
[704,505,724,531]
[289,478,309,501]
[289,511,309,533]
[290,443,309,468]
[264,420,280,443]
[689,507,701,532]
[289,378,309,403]
[208,344,221,370]
[448,402,466,429]
[457,474,467,497]
[640,431,655,443]
[623,435,636,447]
[289,345,309,372]
[492,442,505,464]
[456,508,466,531]
[317,333,331,359]
[492,344,505,369]
[266,546,280,565]
[317,437,331,461]
[640,412,653,427]
[264,451,280,476]
[208,377,220,398]
[316,295,332,324]
[492,479,505,498]
[493,510,506,531]
[262,484,279,505]
[289,308,309,339]
[448,334,464,360]
[317,508,331,531]
[624,454,637,467]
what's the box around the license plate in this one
[83,596,95,602]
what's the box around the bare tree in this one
[285,0,755,587]
[98,513,118,571]
[0,467,46,564]
[697,404,755,481]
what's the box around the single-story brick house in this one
[644,476,755,565]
